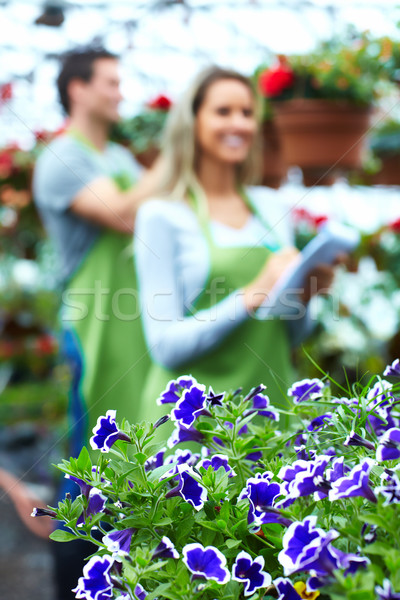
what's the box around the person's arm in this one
[135,202,250,370]
[70,158,164,233]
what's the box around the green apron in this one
[138,191,294,429]
[62,132,150,445]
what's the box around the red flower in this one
[389,218,400,233]
[35,335,57,355]
[0,151,13,178]
[292,207,328,229]
[147,94,172,111]
[313,214,328,228]
[0,82,13,103]
[259,60,295,98]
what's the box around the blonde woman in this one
[134,66,334,422]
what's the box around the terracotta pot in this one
[371,154,400,185]
[260,121,287,188]
[273,99,373,186]
[134,146,159,169]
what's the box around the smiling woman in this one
[134,66,337,429]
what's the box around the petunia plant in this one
[33,365,400,600]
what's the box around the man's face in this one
[79,58,123,123]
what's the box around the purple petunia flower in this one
[198,454,236,478]
[377,428,400,462]
[31,507,57,518]
[90,410,130,453]
[329,458,377,503]
[152,536,179,560]
[171,384,210,429]
[162,448,200,479]
[384,359,400,378]
[278,515,339,576]
[134,584,147,600]
[307,413,332,432]
[277,455,332,506]
[243,384,266,402]
[238,472,290,528]
[157,376,198,405]
[182,543,230,584]
[165,464,207,510]
[287,378,325,403]
[73,554,114,600]
[376,579,400,600]
[144,448,166,472]
[375,472,400,505]
[344,431,375,451]
[77,487,107,527]
[167,425,205,448]
[232,551,271,596]
[102,528,135,557]
[274,577,302,600]
[206,386,225,406]
[243,392,279,421]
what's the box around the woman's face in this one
[195,78,257,166]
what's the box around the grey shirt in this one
[33,134,141,283]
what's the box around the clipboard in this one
[256,221,360,318]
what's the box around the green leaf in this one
[145,583,171,600]
[77,446,92,472]
[359,514,389,530]
[134,452,148,465]
[225,538,242,549]
[49,529,80,543]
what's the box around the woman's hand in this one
[300,252,348,303]
[242,247,300,312]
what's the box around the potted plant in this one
[257,32,398,186]
[367,118,400,185]
[111,95,172,168]
[33,364,400,600]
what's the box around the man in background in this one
[33,47,160,599]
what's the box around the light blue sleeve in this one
[33,138,102,212]
[134,201,249,369]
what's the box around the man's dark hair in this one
[57,47,118,114]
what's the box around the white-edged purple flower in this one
[134,584,147,600]
[274,577,302,600]
[157,376,198,405]
[377,427,400,462]
[77,487,107,527]
[278,515,339,576]
[232,551,271,596]
[325,456,351,483]
[375,472,400,505]
[287,378,325,403]
[307,413,332,432]
[384,359,400,378]
[162,448,200,479]
[167,425,205,448]
[152,536,179,559]
[277,455,332,506]
[344,431,375,451]
[65,474,93,497]
[73,554,114,600]
[31,507,57,518]
[376,579,400,600]
[90,410,130,453]
[182,543,230,584]
[102,528,135,557]
[251,393,279,421]
[165,464,207,510]
[329,458,377,503]
[144,448,166,471]
[198,454,236,478]
[238,472,290,528]
[171,384,209,429]
[206,386,225,406]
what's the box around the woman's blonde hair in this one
[159,65,262,199]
